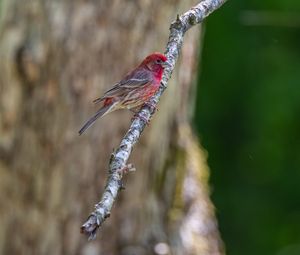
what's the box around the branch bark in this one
[81,0,227,240]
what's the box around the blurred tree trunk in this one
[0,0,223,255]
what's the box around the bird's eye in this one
[156,59,162,64]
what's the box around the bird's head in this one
[140,53,169,73]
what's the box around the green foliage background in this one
[194,1,300,255]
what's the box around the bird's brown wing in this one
[93,68,153,104]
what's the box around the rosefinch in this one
[79,53,169,135]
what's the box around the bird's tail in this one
[78,103,116,135]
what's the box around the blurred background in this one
[0,0,222,255]
[195,1,300,255]
[0,0,299,255]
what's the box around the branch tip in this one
[80,214,99,241]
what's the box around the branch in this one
[81,0,227,240]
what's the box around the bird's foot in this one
[132,112,150,125]
[143,101,158,113]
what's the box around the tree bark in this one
[0,0,223,254]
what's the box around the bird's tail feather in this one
[93,97,103,104]
[78,104,115,135]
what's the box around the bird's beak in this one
[161,61,171,68]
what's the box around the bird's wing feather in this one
[93,68,152,104]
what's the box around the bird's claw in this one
[143,102,158,113]
[131,113,150,125]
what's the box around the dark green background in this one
[194,1,300,255]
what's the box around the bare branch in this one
[81,0,227,240]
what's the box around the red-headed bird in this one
[79,53,169,135]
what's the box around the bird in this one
[78,52,169,135]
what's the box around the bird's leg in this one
[131,112,150,125]
[134,102,158,124]
[129,107,140,114]
[130,106,150,124]
[143,101,158,113]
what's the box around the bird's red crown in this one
[141,52,167,65]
